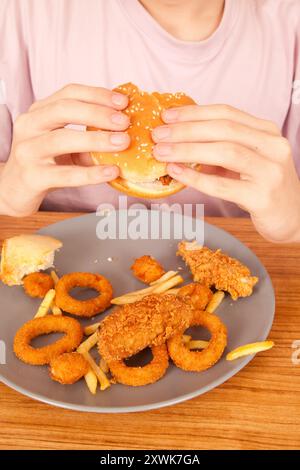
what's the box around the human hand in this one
[152,105,300,242]
[0,84,130,216]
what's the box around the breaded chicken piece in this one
[177,241,258,300]
[98,294,194,362]
[131,255,165,284]
[49,352,89,385]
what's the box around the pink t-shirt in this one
[0,0,299,216]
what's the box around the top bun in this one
[0,234,62,286]
[89,82,196,198]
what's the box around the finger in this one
[15,128,130,162]
[29,83,128,112]
[166,163,253,209]
[153,141,266,178]
[40,164,120,190]
[162,104,281,135]
[14,101,130,140]
[152,120,285,161]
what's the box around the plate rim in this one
[0,212,275,413]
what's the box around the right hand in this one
[0,84,130,216]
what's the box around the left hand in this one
[152,104,300,243]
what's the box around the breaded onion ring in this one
[49,352,89,384]
[23,272,54,298]
[167,310,227,372]
[178,283,213,311]
[131,255,165,284]
[55,272,113,318]
[13,316,83,365]
[108,344,169,386]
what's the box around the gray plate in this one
[0,211,275,413]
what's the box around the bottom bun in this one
[108,177,185,199]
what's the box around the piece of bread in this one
[88,82,198,198]
[0,234,62,286]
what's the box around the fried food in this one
[108,344,169,386]
[131,255,165,284]
[49,352,89,384]
[23,272,54,298]
[84,369,98,394]
[226,340,274,361]
[13,315,83,365]
[178,283,213,310]
[167,310,227,372]
[81,350,111,390]
[55,272,113,317]
[111,272,183,305]
[77,331,98,353]
[206,291,225,313]
[177,242,258,300]
[34,289,56,318]
[98,294,194,362]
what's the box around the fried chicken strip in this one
[98,294,194,362]
[177,241,258,300]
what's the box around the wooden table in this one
[0,212,300,450]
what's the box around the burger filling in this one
[158,175,173,186]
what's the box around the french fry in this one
[84,322,101,336]
[188,340,209,350]
[84,369,98,395]
[50,270,60,285]
[150,270,178,286]
[206,291,225,313]
[77,331,98,353]
[34,289,56,318]
[164,288,180,295]
[125,285,157,297]
[151,275,183,294]
[82,351,110,391]
[52,304,62,316]
[226,340,274,361]
[111,274,183,305]
[111,270,182,305]
[100,358,109,374]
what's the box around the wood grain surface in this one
[0,212,300,450]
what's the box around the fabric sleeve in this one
[282,6,300,176]
[0,0,33,163]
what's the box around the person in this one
[0,0,299,242]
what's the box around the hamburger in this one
[89,82,196,198]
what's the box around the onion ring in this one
[49,352,89,384]
[177,283,213,310]
[23,272,54,298]
[55,272,113,318]
[167,310,227,372]
[108,344,169,386]
[13,315,83,365]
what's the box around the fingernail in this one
[111,112,128,125]
[153,126,171,140]
[110,132,128,145]
[154,144,172,158]
[112,92,127,107]
[167,163,184,175]
[103,166,118,177]
[163,108,179,122]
